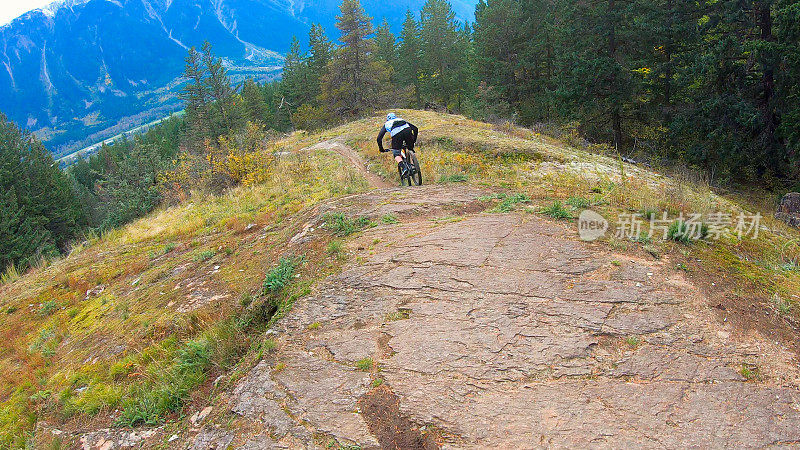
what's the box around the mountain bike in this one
[396,144,422,186]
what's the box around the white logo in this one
[578,210,608,241]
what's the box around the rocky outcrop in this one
[221,186,800,448]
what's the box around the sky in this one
[0,0,54,25]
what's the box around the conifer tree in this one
[241,78,271,124]
[308,23,333,99]
[0,114,83,271]
[180,46,211,151]
[419,0,468,109]
[201,41,243,138]
[374,19,398,71]
[397,10,423,105]
[321,0,392,115]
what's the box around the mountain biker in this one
[377,113,418,177]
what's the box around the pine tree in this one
[374,19,398,71]
[281,36,307,108]
[180,46,211,151]
[308,23,333,99]
[419,0,469,109]
[473,0,555,121]
[775,0,800,172]
[397,10,423,105]
[553,0,640,149]
[241,78,271,125]
[202,41,243,138]
[321,0,392,115]
[0,113,83,271]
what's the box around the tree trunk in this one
[757,0,778,159]
[613,108,623,151]
[608,0,623,149]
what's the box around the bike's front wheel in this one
[399,163,411,186]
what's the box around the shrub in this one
[292,104,331,131]
[262,256,304,295]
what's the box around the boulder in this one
[776,193,800,226]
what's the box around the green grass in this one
[307,321,321,330]
[643,244,661,258]
[540,201,572,220]
[322,213,374,236]
[193,250,216,262]
[28,327,58,358]
[773,293,793,315]
[114,320,251,428]
[0,263,20,286]
[497,193,530,212]
[262,339,277,352]
[380,214,399,224]
[439,173,468,183]
[566,196,591,209]
[38,300,59,317]
[667,220,709,244]
[355,358,373,371]
[326,240,344,256]
[624,336,641,348]
[480,192,531,213]
[740,363,761,381]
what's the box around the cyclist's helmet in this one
[386,112,397,121]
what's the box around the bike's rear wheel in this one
[410,153,422,186]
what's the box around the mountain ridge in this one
[1,0,476,158]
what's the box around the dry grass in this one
[0,131,369,447]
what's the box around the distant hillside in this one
[0,0,477,158]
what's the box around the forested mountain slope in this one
[0,0,476,157]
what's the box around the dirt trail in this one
[308,139,394,189]
[199,179,800,449]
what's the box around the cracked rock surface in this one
[224,185,800,449]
